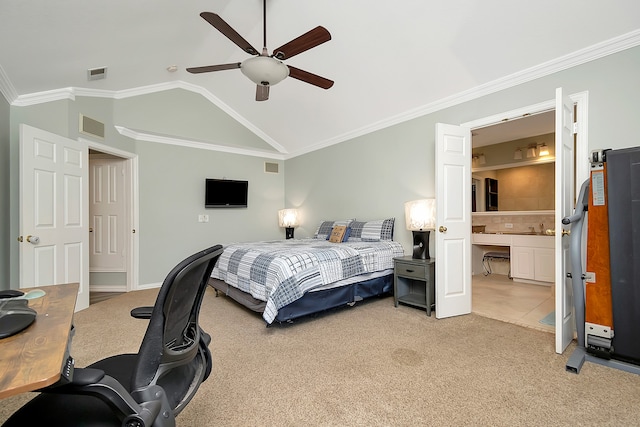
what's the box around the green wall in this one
[2,45,639,290]
[6,93,284,288]
[0,93,9,289]
[135,140,283,284]
[284,46,640,255]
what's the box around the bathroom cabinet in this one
[510,235,555,283]
[472,233,555,283]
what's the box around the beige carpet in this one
[2,287,640,426]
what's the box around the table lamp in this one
[404,199,436,259]
[278,209,300,239]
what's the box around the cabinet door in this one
[511,246,534,280]
[534,248,555,282]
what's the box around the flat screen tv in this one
[205,179,248,208]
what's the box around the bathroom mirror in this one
[472,162,554,212]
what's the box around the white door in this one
[20,125,89,311]
[435,123,472,318]
[555,87,575,353]
[89,158,127,273]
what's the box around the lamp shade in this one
[404,199,436,231]
[514,149,523,160]
[538,144,550,156]
[278,209,300,228]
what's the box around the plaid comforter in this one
[212,239,405,323]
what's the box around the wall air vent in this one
[87,67,107,81]
[79,114,105,139]
[265,162,279,174]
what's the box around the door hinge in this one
[573,122,578,134]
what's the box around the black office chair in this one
[3,245,223,427]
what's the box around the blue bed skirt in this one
[209,274,393,324]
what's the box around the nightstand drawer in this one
[395,263,426,279]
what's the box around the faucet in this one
[540,223,544,234]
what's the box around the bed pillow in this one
[347,218,395,242]
[314,219,354,240]
[328,225,348,243]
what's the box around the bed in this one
[209,218,405,324]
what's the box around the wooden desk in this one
[0,283,78,399]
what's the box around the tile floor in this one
[472,273,555,334]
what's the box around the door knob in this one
[26,235,40,244]
[439,226,447,233]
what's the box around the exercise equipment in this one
[565,147,640,374]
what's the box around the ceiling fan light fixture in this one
[241,56,289,86]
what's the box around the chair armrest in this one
[130,306,153,319]
[43,369,175,427]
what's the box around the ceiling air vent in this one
[79,114,105,139]
[264,162,279,174]
[87,66,107,81]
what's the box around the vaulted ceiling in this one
[1,1,639,158]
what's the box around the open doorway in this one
[434,89,586,353]
[84,139,139,303]
[470,110,557,332]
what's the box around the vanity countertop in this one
[472,232,554,248]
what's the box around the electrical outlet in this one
[504,223,513,229]
[198,214,204,222]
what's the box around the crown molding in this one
[115,126,285,160]
[285,29,640,159]
[0,64,18,103]
[3,29,639,158]
[9,81,288,155]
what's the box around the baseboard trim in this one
[90,285,126,293]
[137,282,162,290]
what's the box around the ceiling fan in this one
[186,0,333,101]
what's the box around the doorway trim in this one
[82,138,139,292]
[462,92,589,185]
[461,91,589,344]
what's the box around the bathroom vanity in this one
[472,232,555,284]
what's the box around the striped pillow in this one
[347,218,395,242]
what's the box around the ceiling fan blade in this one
[186,63,241,74]
[287,66,334,89]
[200,12,259,56]
[272,26,331,60]
[256,85,269,101]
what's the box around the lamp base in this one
[412,230,431,259]
[285,227,295,239]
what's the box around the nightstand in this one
[393,256,436,316]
